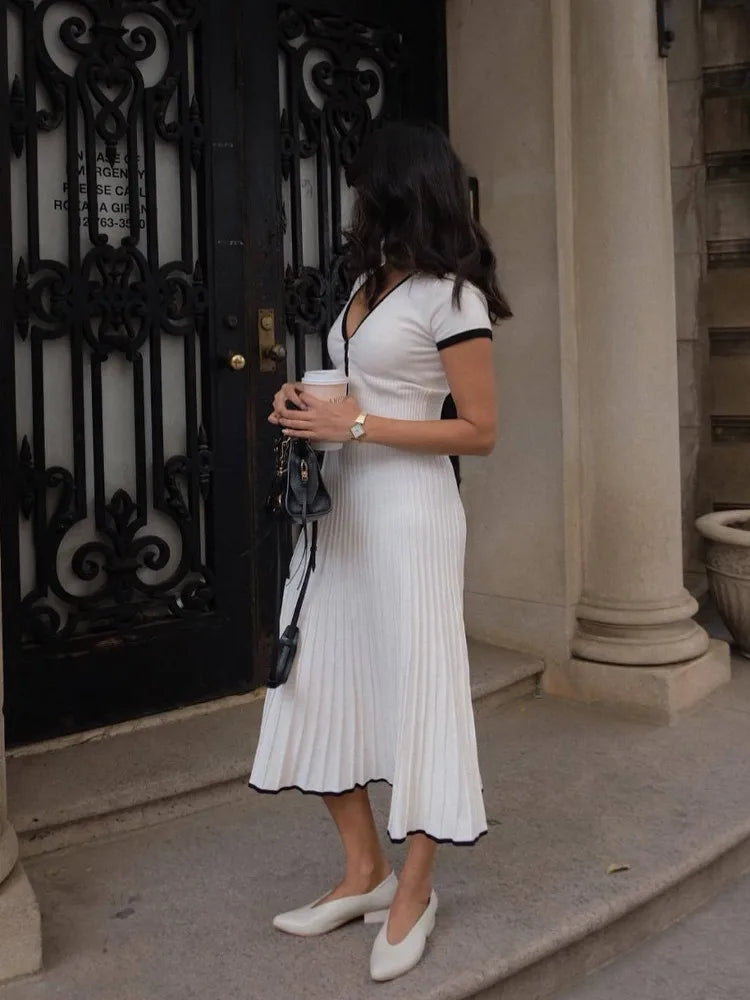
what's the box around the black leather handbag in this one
[264,428,332,687]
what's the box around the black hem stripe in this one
[387,827,489,847]
[248,777,393,798]
[437,327,493,350]
[247,778,488,847]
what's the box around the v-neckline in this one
[341,271,414,343]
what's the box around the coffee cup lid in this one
[302,369,348,384]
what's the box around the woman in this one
[248,121,511,982]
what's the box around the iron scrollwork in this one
[278,4,405,373]
[7,0,215,643]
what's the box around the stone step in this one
[3,655,749,1000]
[6,640,542,858]
[554,868,750,1000]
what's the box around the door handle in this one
[258,309,285,372]
[263,343,286,363]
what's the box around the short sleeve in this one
[430,278,493,350]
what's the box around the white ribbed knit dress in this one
[248,272,491,846]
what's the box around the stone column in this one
[544,0,731,720]
[0,561,41,982]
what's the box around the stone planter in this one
[696,509,750,658]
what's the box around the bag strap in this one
[274,516,318,636]
[289,519,318,630]
[274,520,287,646]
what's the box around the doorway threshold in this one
[6,691,265,761]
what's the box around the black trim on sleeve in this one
[436,327,493,350]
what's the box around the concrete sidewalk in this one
[2,655,749,1000]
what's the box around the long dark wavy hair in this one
[344,121,512,323]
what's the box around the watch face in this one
[350,423,365,439]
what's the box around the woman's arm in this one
[359,338,496,455]
[278,337,497,457]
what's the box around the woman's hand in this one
[278,392,363,443]
[268,382,307,425]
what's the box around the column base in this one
[0,864,42,984]
[572,592,710,665]
[543,639,732,723]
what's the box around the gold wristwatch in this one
[349,412,367,441]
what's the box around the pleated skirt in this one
[248,440,488,846]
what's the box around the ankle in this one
[346,858,392,887]
[395,871,432,898]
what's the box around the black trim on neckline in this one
[436,327,493,351]
[342,271,415,343]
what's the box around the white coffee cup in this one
[301,369,349,451]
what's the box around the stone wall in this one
[668,0,707,581]
[670,0,750,584]
[701,1,750,511]
[445,0,580,662]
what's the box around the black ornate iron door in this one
[0,0,286,745]
[0,0,446,746]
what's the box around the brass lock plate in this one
[258,308,276,373]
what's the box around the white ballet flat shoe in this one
[272,870,398,936]
[369,888,438,982]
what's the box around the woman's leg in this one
[312,787,393,905]
[386,833,437,943]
